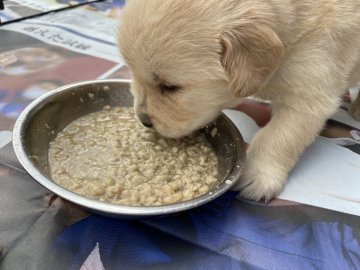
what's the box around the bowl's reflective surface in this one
[13,79,245,218]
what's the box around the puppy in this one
[118,0,360,201]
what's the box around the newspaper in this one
[224,83,360,216]
[0,0,104,24]
[0,0,360,216]
[0,0,127,130]
[0,0,105,23]
[1,0,125,60]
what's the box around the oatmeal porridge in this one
[49,106,218,206]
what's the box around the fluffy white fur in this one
[118,0,360,201]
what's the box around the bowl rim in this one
[13,79,243,216]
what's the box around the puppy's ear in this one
[220,23,284,97]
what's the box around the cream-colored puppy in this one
[118,0,360,201]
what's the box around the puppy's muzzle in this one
[139,113,153,128]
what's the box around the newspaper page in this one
[0,0,103,24]
[0,0,127,130]
[1,0,125,60]
[224,93,360,216]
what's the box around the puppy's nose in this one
[139,114,153,128]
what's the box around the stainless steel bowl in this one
[13,79,245,218]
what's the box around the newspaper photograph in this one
[0,31,122,130]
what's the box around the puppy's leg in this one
[349,92,360,120]
[233,97,339,202]
[348,62,360,120]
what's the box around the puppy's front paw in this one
[232,159,287,202]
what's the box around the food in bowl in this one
[49,106,219,206]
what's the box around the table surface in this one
[0,1,359,269]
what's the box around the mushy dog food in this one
[49,106,218,206]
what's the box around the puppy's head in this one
[119,0,283,138]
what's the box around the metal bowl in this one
[13,79,245,218]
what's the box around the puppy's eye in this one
[159,83,180,93]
